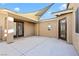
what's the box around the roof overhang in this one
[0,9,38,23]
[40,17,57,22]
[0,4,54,23]
[53,9,73,16]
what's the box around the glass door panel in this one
[14,21,24,38]
[59,18,67,40]
[18,22,24,36]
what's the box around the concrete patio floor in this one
[0,36,78,56]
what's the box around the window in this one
[76,8,79,33]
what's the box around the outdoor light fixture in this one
[4,29,7,33]
[48,25,52,31]
[4,34,7,37]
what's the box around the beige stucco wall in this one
[72,10,79,54]
[0,11,14,43]
[0,13,6,41]
[38,13,73,44]
[38,19,58,38]
[0,10,36,43]
[6,16,14,43]
[56,13,73,44]
[24,22,35,37]
[35,22,40,36]
[35,23,39,36]
[68,3,79,53]
[0,11,8,41]
[0,3,79,54]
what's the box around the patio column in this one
[0,13,7,41]
[6,17,14,43]
[35,23,40,36]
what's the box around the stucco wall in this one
[72,11,79,53]
[0,12,8,41]
[6,17,14,43]
[24,22,35,37]
[39,19,58,38]
[68,3,79,53]
[0,13,6,41]
[56,13,73,44]
[35,23,40,36]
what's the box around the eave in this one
[52,9,73,16]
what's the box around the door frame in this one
[14,20,24,38]
[58,18,67,40]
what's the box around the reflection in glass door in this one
[59,18,67,40]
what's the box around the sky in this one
[0,3,67,19]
